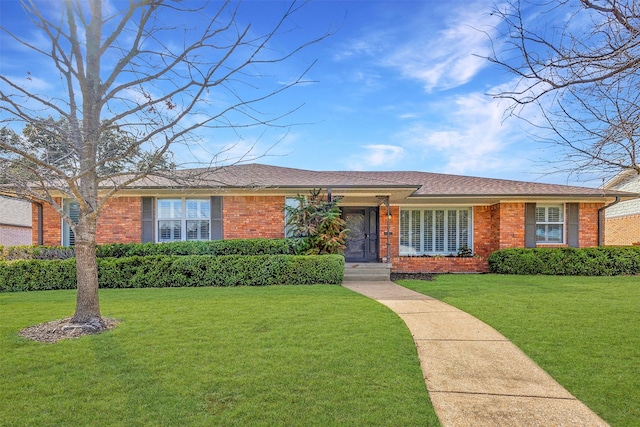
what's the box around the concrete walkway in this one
[342,281,609,427]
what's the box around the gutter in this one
[598,196,621,246]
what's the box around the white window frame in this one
[284,197,301,238]
[535,204,565,244]
[399,207,473,256]
[156,198,211,243]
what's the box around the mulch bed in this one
[19,317,120,343]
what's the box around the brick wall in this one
[96,197,142,244]
[578,203,602,247]
[605,214,640,245]
[34,200,62,246]
[223,196,285,239]
[379,205,490,273]
[495,202,526,249]
[381,202,601,274]
[33,197,142,245]
[0,225,32,246]
[474,206,493,257]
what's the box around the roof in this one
[129,163,636,199]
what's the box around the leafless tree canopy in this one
[486,0,640,181]
[0,0,326,324]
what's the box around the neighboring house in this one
[603,170,640,245]
[29,164,636,273]
[0,196,32,247]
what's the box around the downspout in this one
[385,196,391,264]
[598,196,620,246]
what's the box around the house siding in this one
[31,196,605,273]
[605,214,640,245]
[380,202,602,274]
[33,197,142,246]
[222,196,285,239]
[0,225,31,247]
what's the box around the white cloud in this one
[395,86,538,176]
[385,1,502,92]
[334,1,502,92]
[347,144,405,170]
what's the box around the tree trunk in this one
[71,214,101,324]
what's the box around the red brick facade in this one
[605,214,640,245]
[33,197,142,246]
[223,196,285,239]
[32,196,603,273]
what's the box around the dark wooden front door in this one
[343,207,379,262]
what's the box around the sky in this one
[0,0,599,187]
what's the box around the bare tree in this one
[486,0,640,181]
[0,0,326,328]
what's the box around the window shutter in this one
[141,197,154,243]
[525,203,536,248]
[567,203,579,248]
[211,196,223,240]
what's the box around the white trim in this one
[156,198,211,243]
[399,207,473,256]
[535,203,565,244]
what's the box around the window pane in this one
[535,207,545,222]
[546,224,563,242]
[187,200,210,219]
[434,210,445,252]
[460,209,469,248]
[447,210,457,252]
[411,210,421,252]
[400,210,410,250]
[158,220,181,242]
[423,210,433,252]
[548,206,561,222]
[158,200,181,219]
[187,220,210,241]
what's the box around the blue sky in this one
[0,0,593,186]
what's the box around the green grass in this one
[0,285,439,427]
[398,274,640,427]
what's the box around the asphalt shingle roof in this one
[132,164,634,199]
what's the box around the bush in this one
[0,254,345,292]
[2,245,75,260]
[0,239,299,261]
[488,247,640,276]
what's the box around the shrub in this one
[0,254,345,292]
[284,190,347,255]
[488,247,640,276]
[2,245,75,260]
[0,239,299,261]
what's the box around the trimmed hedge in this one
[0,239,299,260]
[0,254,345,292]
[488,247,640,276]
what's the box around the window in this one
[284,197,301,237]
[157,198,210,242]
[400,208,472,255]
[62,200,80,246]
[535,204,564,243]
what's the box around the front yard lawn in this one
[0,285,439,427]
[398,274,640,427]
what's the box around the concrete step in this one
[343,263,391,282]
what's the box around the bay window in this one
[400,207,472,255]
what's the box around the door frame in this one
[342,206,379,262]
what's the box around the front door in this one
[343,207,379,262]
